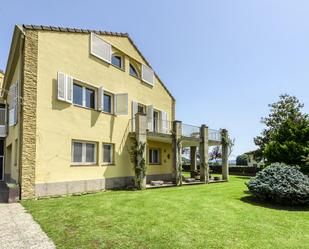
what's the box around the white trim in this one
[102,143,114,165]
[149,148,161,165]
[71,140,97,165]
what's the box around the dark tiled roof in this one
[22,24,175,101]
[22,24,129,37]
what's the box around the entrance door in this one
[0,139,4,181]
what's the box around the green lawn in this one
[22,176,309,249]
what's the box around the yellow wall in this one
[147,141,173,176]
[35,31,174,184]
[5,57,21,182]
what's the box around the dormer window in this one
[129,63,139,78]
[112,54,122,69]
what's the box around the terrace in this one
[127,114,229,186]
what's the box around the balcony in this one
[128,116,222,145]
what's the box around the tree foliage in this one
[236,154,248,165]
[254,94,309,171]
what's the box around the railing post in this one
[190,146,197,175]
[134,113,147,189]
[199,124,209,183]
[173,120,182,186]
[221,129,229,181]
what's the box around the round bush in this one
[246,163,309,205]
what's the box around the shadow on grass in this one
[240,194,309,211]
[232,176,252,180]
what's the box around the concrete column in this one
[172,120,182,186]
[135,113,147,189]
[221,129,229,181]
[190,146,197,175]
[199,125,209,183]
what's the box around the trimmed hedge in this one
[210,165,259,176]
[246,163,309,205]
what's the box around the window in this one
[149,149,160,164]
[85,88,95,109]
[129,64,139,78]
[73,84,83,106]
[112,55,122,69]
[103,143,114,164]
[103,93,112,113]
[72,141,97,165]
[153,111,159,132]
[73,83,95,109]
[138,104,146,115]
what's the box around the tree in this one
[209,146,221,163]
[236,154,248,165]
[254,94,309,171]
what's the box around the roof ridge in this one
[22,24,129,37]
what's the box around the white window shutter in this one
[8,83,18,126]
[142,64,154,86]
[90,33,112,64]
[66,75,73,103]
[147,105,154,132]
[160,111,168,133]
[98,87,104,111]
[57,72,66,101]
[114,93,128,115]
[132,101,138,131]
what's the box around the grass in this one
[22,176,309,249]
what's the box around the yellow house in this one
[1,25,228,200]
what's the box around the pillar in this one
[190,146,197,177]
[199,125,209,183]
[173,120,182,186]
[135,113,147,189]
[221,129,229,181]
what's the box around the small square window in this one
[149,149,160,164]
[103,143,114,164]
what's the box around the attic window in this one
[112,55,122,69]
[129,64,139,78]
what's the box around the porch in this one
[130,113,230,188]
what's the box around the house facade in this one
[1,25,228,200]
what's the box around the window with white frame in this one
[103,92,113,113]
[149,148,160,165]
[73,83,95,109]
[103,143,114,164]
[111,54,123,69]
[72,140,97,165]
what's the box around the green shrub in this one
[246,163,309,205]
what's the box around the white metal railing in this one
[131,117,172,134]
[182,124,200,138]
[208,129,221,141]
[129,117,222,142]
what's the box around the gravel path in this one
[0,203,55,249]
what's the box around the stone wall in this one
[20,30,38,199]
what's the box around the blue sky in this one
[1,0,309,159]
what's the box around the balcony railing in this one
[182,123,200,138]
[208,129,222,142]
[129,117,222,142]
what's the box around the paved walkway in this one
[0,203,55,249]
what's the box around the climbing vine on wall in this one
[130,139,147,190]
